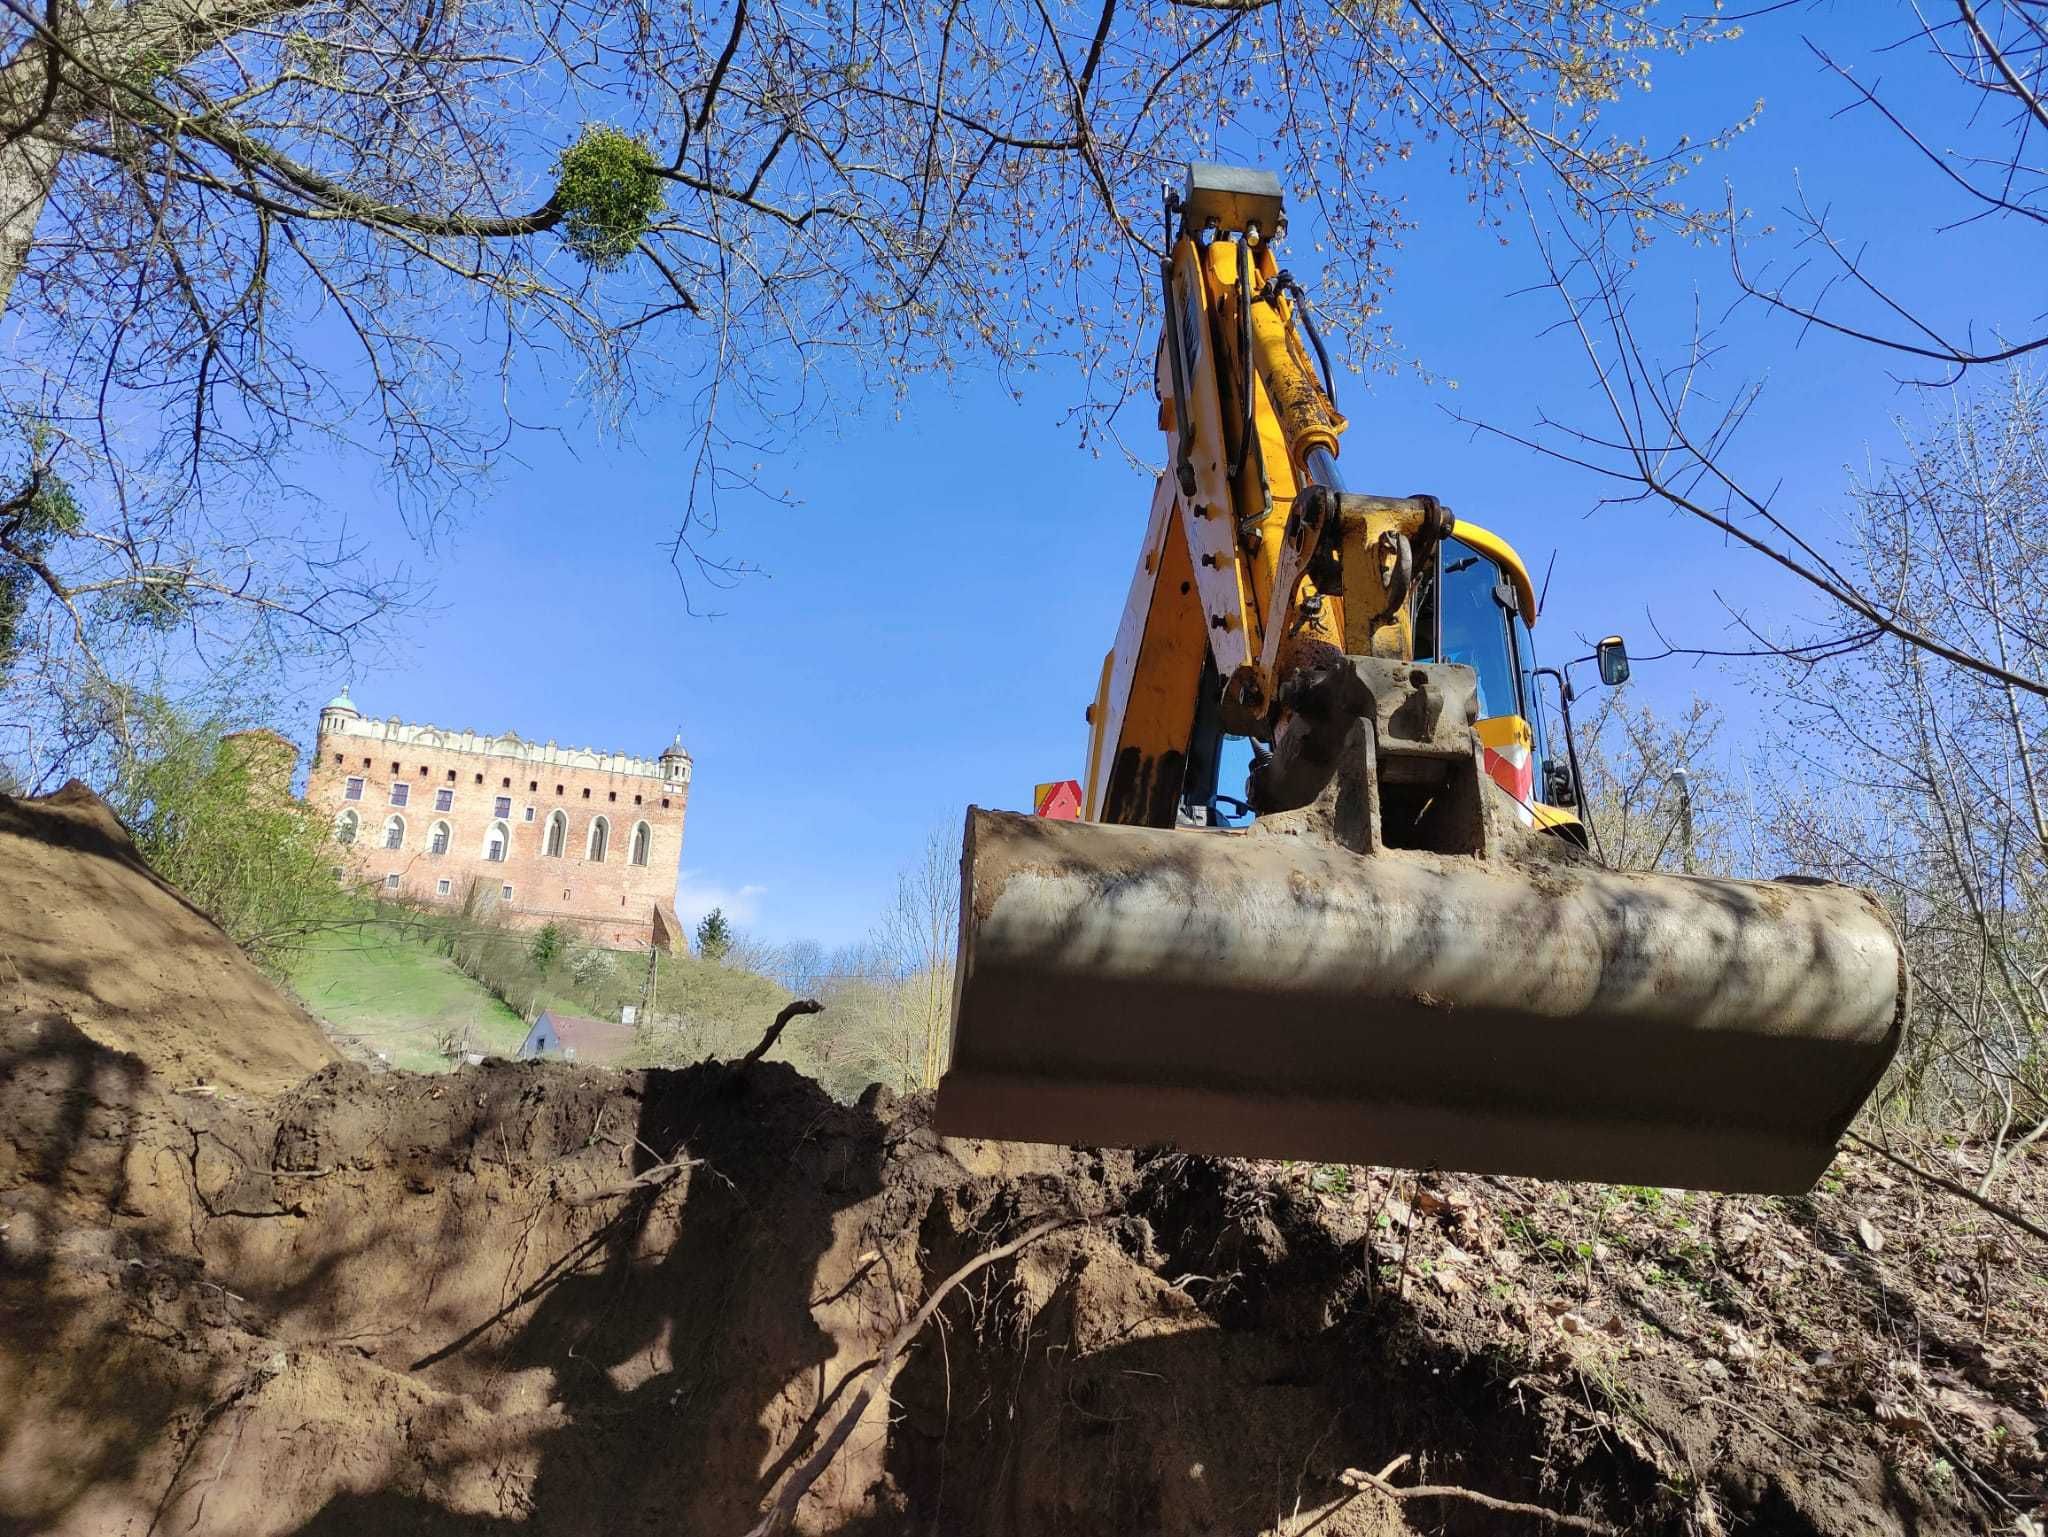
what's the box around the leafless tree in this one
[0,0,1743,778]
[1753,370,2048,1187]
[773,935,827,996]
[1571,689,1740,876]
[877,824,958,1090]
[717,924,787,978]
[1485,3,2048,697]
[1729,3,2048,382]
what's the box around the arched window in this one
[543,810,567,858]
[587,815,609,863]
[483,820,510,863]
[429,820,451,856]
[382,814,405,851]
[630,821,651,866]
[335,809,359,846]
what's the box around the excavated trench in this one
[2,785,2039,1536]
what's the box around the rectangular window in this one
[384,873,400,890]
[332,753,342,765]
[528,780,538,792]
[608,791,617,802]
[389,782,409,807]
[523,806,535,822]
[435,878,451,896]
[493,795,512,818]
[446,769,456,782]
[501,884,513,902]
[344,777,364,802]
[501,777,511,788]
[581,788,590,799]
[555,784,563,796]
[434,787,453,812]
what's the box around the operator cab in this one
[1181,524,1577,834]
[1410,528,1564,826]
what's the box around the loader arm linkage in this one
[937,164,1906,1196]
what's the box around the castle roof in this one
[315,696,690,782]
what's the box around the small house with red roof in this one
[516,1010,634,1066]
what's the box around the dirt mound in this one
[3,980,2045,1536]
[0,783,334,1093]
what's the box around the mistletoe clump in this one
[553,125,664,271]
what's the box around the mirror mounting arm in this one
[1534,665,1604,864]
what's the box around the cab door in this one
[1413,536,1550,823]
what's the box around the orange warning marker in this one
[1032,780,1082,820]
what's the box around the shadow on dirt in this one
[288,1058,889,1534]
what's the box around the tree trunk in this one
[0,15,72,317]
[0,130,60,313]
[0,0,310,315]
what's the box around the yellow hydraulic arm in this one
[1083,164,1448,825]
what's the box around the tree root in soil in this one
[741,999,825,1069]
[742,1214,1083,1537]
[1337,1453,1619,1534]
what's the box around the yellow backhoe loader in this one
[936,164,1907,1195]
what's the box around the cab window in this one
[1417,543,1517,720]
[1417,540,1559,779]
[1511,610,1552,770]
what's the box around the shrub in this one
[109,701,344,976]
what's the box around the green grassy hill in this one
[286,922,528,1072]
[287,913,891,1100]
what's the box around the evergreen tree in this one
[695,908,732,963]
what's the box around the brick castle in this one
[306,689,691,950]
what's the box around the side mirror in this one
[1596,635,1630,688]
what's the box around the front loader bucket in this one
[936,809,1907,1195]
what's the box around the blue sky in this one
[296,6,2042,947]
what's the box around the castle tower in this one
[658,733,692,787]
[318,685,361,739]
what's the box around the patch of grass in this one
[1309,1164,1354,1196]
[1503,1210,1580,1269]
[286,920,527,1072]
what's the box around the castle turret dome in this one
[658,733,691,781]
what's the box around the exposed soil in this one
[0,783,335,1093]
[3,787,2045,1536]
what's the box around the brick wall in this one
[306,706,690,950]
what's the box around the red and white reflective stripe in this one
[1482,742,1534,824]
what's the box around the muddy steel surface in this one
[941,809,1907,1194]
